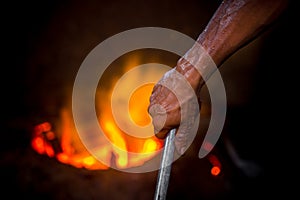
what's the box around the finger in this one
[148,104,167,134]
[161,91,180,111]
[155,129,170,139]
[150,85,164,103]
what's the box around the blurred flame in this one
[129,83,153,126]
[31,55,164,170]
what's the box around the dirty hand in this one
[148,57,203,155]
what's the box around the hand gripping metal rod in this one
[154,129,176,200]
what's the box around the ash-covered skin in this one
[148,68,199,155]
[148,0,288,155]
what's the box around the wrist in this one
[176,58,203,92]
[176,42,217,92]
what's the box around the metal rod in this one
[154,129,176,200]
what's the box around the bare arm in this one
[149,0,288,143]
[199,0,288,66]
[176,0,289,92]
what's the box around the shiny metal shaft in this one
[154,129,176,200]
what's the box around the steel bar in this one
[154,128,176,200]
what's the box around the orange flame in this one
[31,54,165,170]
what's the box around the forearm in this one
[148,0,288,141]
[176,0,288,91]
[198,0,288,66]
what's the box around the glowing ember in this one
[210,166,221,176]
[208,154,222,176]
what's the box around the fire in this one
[129,83,154,127]
[31,54,168,170]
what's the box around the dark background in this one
[1,0,298,199]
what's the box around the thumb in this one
[148,104,167,135]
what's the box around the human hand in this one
[148,63,201,155]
